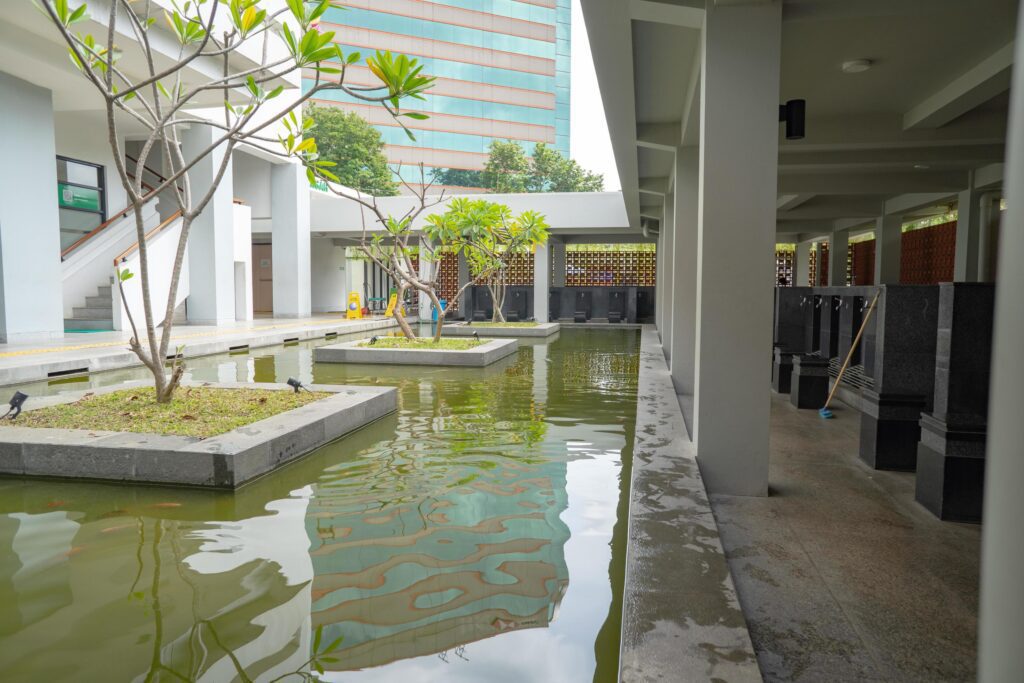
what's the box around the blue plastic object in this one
[432,298,448,322]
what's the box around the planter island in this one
[442,321,561,338]
[0,381,396,489]
[315,336,519,367]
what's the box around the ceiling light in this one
[842,59,873,74]
[913,164,930,170]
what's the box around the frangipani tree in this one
[290,160,488,341]
[41,0,433,402]
[423,198,549,323]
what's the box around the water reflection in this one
[0,329,639,682]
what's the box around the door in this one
[253,244,273,313]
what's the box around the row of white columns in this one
[650,3,1024,673]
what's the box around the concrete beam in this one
[778,170,969,195]
[776,194,816,211]
[778,143,1006,171]
[631,0,704,28]
[636,123,681,152]
[639,176,671,195]
[904,42,1015,130]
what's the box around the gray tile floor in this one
[710,395,980,682]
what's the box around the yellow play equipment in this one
[384,292,405,317]
[346,291,363,319]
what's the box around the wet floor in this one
[0,327,640,682]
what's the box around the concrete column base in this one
[772,348,796,394]
[790,355,829,408]
[915,413,986,522]
[859,390,927,470]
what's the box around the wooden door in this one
[253,244,273,313]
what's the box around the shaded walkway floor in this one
[710,395,980,682]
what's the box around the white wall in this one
[53,111,128,218]
[233,203,253,321]
[310,238,347,313]
[232,150,273,232]
[112,217,190,332]
[0,72,64,341]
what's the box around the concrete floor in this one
[710,394,981,682]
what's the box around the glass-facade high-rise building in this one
[307,0,571,191]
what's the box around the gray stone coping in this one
[0,380,396,489]
[619,326,761,682]
[442,321,561,338]
[314,337,519,367]
[0,317,403,387]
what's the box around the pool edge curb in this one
[618,325,762,681]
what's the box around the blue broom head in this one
[819,407,834,419]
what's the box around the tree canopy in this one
[306,104,399,196]
[433,141,604,193]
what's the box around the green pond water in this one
[0,328,639,682]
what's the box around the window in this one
[57,156,106,252]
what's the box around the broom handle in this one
[823,290,881,410]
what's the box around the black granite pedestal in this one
[774,287,812,352]
[819,295,842,360]
[858,286,939,471]
[838,295,865,367]
[803,294,822,353]
[772,348,797,394]
[916,414,986,521]
[860,390,928,470]
[790,355,829,408]
[914,283,995,522]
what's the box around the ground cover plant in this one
[2,386,328,438]
[356,338,482,350]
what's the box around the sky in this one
[570,0,621,191]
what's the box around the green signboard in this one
[58,183,101,212]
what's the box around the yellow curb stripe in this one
[0,317,368,360]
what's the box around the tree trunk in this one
[428,289,446,342]
[392,284,416,338]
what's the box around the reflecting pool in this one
[0,328,639,682]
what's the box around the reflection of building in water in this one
[306,452,571,671]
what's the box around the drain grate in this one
[828,358,875,390]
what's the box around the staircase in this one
[64,282,114,331]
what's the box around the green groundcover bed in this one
[463,322,539,328]
[359,337,483,350]
[0,387,329,439]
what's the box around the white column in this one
[874,214,902,284]
[955,185,981,282]
[978,193,1001,282]
[182,123,236,324]
[418,238,433,319]
[0,73,63,342]
[655,224,665,337]
[671,147,698,395]
[533,240,550,322]
[795,241,812,287]
[693,0,781,496]
[270,162,311,317]
[661,192,675,360]
[979,18,1024,681]
[829,229,849,286]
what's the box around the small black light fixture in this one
[286,377,306,394]
[779,99,806,140]
[5,391,28,419]
[368,335,379,345]
[473,332,480,342]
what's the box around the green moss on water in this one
[0,386,329,438]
